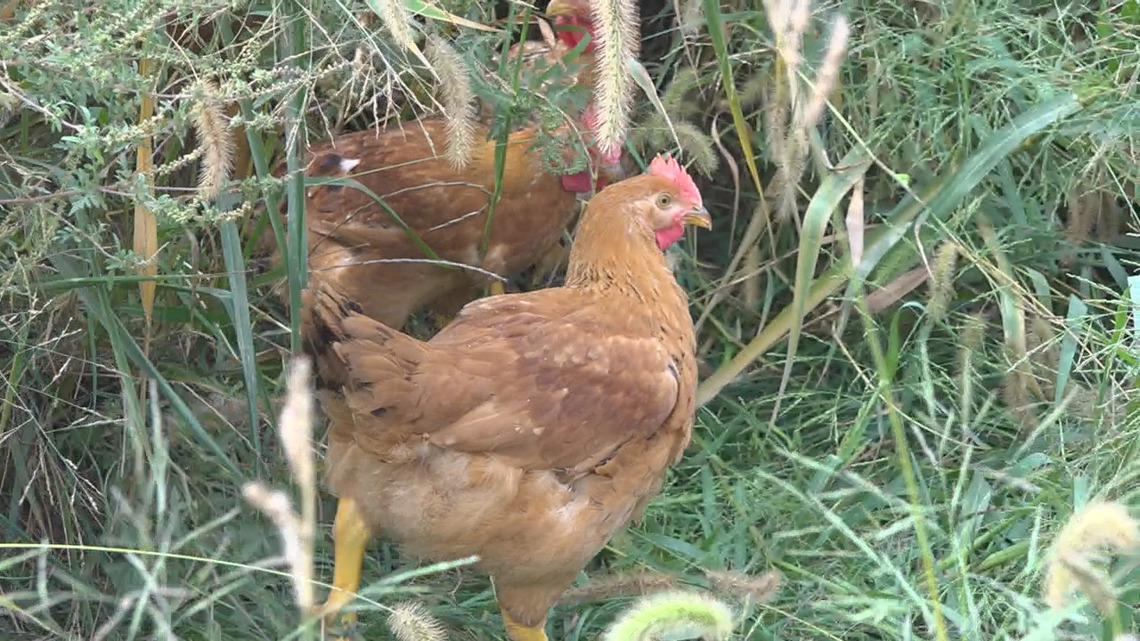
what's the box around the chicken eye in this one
[656,194,672,209]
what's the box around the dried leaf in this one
[134,56,157,325]
[864,265,928,314]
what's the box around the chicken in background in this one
[262,0,626,331]
[302,154,711,641]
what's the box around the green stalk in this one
[851,293,948,641]
[283,1,310,354]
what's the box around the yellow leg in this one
[433,314,455,331]
[488,280,506,297]
[315,497,371,634]
[502,609,548,641]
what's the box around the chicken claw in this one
[502,609,549,641]
[314,498,371,635]
[488,280,507,297]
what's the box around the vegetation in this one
[1,0,1137,639]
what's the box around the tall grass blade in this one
[698,92,1083,405]
[769,148,871,425]
[220,217,262,451]
[49,255,242,479]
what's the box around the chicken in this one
[301,154,711,641]
[265,0,624,331]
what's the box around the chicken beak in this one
[682,206,712,230]
[545,0,577,17]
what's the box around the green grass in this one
[1,0,1138,640]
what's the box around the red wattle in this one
[655,223,685,250]
[557,29,584,49]
[562,171,611,194]
[561,172,593,193]
[554,16,592,51]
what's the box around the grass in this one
[1,0,1138,639]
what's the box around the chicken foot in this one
[315,497,371,637]
[315,496,550,640]
[502,609,549,641]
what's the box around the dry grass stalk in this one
[761,1,850,223]
[762,77,789,169]
[242,357,317,613]
[801,16,850,129]
[742,243,762,307]
[558,570,681,605]
[134,56,158,328]
[956,311,987,423]
[775,125,808,224]
[1044,500,1139,617]
[190,78,235,202]
[864,265,930,313]
[242,483,311,611]
[425,35,476,170]
[997,291,1046,433]
[279,358,315,493]
[705,569,783,604]
[845,174,866,266]
[763,0,810,74]
[962,312,986,354]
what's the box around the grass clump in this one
[1,0,1138,640]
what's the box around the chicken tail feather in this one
[300,283,365,391]
[301,283,427,398]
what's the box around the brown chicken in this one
[301,154,711,641]
[266,0,623,330]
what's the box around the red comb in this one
[648,154,702,206]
